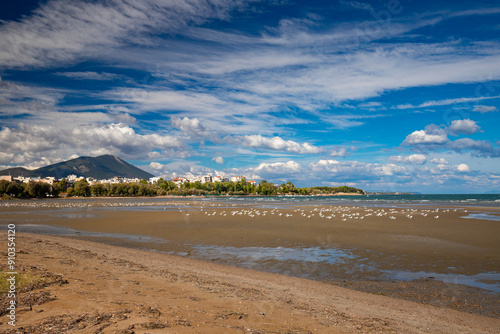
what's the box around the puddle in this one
[192,245,356,265]
[56,213,100,219]
[0,224,163,243]
[386,270,500,293]
[461,213,500,221]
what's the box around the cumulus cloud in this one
[254,161,302,174]
[472,105,498,113]
[402,120,500,157]
[448,119,480,135]
[389,154,427,165]
[168,116,326,155]
[170,116,219,141]
[149,162,165,170]
[0,123,184,167]
[456,163,470,172]
[232,135,324,154]
[212,156,225,164]
[141,157,496,193]
[240,160,303,180]
[402,126,448,145]
[309,159,408,179]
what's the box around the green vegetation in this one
[0,178,363,199]
[0,271,52,294]
[0,180,58,198]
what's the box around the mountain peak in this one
[0,155,154,180]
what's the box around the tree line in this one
[0,178,364,199]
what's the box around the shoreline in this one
[1,233,499,333]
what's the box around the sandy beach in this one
[0,233,499,334]
[1,199,499,333]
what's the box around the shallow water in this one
[461,213,500,221]
[7,222,500,293]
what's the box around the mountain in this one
[0,155,154,180]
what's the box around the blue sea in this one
[198,193,500,208]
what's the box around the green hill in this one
[0,155,154,180]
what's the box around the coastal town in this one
[0,173,363,198]
[0,173,254,187]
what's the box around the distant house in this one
[201,175,212,184]
[149,176,161,184]
[41,177,56,185]
[1,175,12,182]
[248,180,256,186]
[172,177,187,187]
[230,176,243,182]
[14,176,30,183]
[213,175,229,183]
[86,177,97,185]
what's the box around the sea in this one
[2,193,499,208]
[200,193,500,208]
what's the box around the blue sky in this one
[1,0,500,193]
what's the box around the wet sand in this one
[1,200,500,332]
[1,234,499,333]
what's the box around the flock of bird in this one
[1,200,469,223]
[198,205,468,221]
[0,200,190,209]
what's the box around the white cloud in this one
[149,162,165,170]
[329,147,348,157]
[0,0,248,68]
[446,138,499,157]
[402,121,500,157]
[170,116,220,141]
[143,157,497,193]
[254,161,302,174]
[309,159,408,178]
[231,135,324,154]
[380,164,408,176]
[473,105,498,113]
[448,119,480,135]
[212,156,225,164]
[389,154,427,165]
[456,163,470,172]
[55,71,122,81]
[403,129,448,145]
[0,123,184,167]
[395,95,500,109]
[168,116,326,155]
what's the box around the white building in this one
[86,177,97,185]
[149,176,161,184]
[1,175,12,182]
[230,176,243,182]
[201,175,212,184]
[41,177,57,185]
[172,177,187,187]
